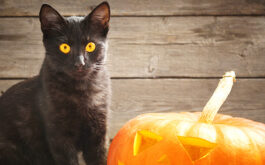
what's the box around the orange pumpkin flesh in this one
[108,72,265,165]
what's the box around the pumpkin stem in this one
[199,71,236,123]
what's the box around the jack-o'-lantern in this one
[108,71,265,165]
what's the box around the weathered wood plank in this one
[1,79,264,138]
[0,17,265,78]
[1,0,265,16]
[110,78,265,137]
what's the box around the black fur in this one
[0,2,111,165]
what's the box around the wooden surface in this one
[1,0,265,139]
[1,78,265,138]
[1,17,265,78]
[1,0,265,16]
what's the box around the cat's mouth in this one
[77,68,86,73]
[71,68,89,77]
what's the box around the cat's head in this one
[39,2,110,79]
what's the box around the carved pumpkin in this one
[108,71,265,165]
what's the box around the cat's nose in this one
[74,55,85,70]
[75,63,84,71]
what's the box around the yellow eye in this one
[85,42,96,52]
[59,43,71,54]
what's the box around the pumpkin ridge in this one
[185,122,202,137]
[241,128,262,164]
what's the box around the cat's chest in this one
[42,77,109,122]
[47,86,107,113]
[51,90,91,109]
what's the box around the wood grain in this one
[1,79,264,138]
[1,0,265,16]
[1,17,265,78]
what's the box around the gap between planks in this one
[1,77,265,80]
[1,15,265,19]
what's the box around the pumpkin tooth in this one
[133,130,163,156]
[157,154,171,164]
[118,160,125,165]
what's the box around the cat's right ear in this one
[83,2,110,37]
[39,4,66,33]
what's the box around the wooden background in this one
[0,0,265,139]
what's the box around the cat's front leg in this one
[83,135,107,165]
[82,121,108,165]
[47,133,79,165]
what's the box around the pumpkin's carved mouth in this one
[132,130,216,164]
[177,136,216,161]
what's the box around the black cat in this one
[0,2,111,165]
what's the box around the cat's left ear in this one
[39,4,66,33]
[84,2,110,36]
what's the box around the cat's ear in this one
[39,4,66,33]
[84,2,110,36]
